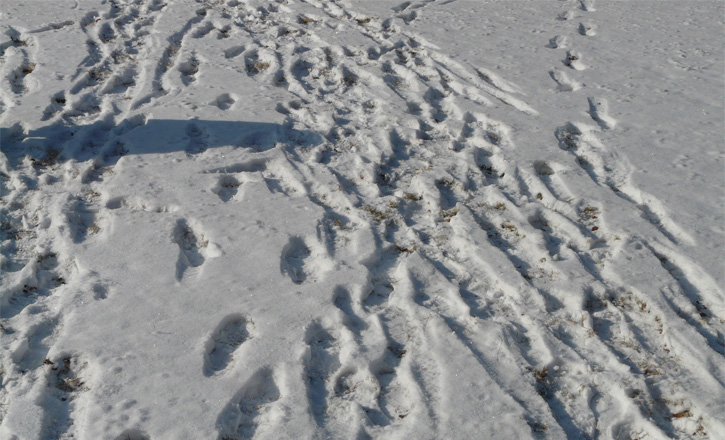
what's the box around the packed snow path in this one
[1,1,723,439]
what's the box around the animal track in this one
[204,314,254,376]
[217,367,282,440]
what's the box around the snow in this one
[1,0,723,439]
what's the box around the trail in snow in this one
[0,0,723,439]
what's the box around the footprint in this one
[579,22,597,36]
[587,97,616,130]
[99,67,137,95]
[9,62,36,95]
[217,25,232,39]
[372,343,411,425]
[41,92,67,121]
[40,355,92,439]
[280,236,311,284]
[392,1,412,13]
[533,160,574,202]
[214,93,236,110]
[557,10,575,21]
[423,87,448,123]
[580,0,596,11]
[0,27,27,56]
[179,54,200,86]
[80,11,100,32]
[217,367,282,440]
[398,10,417,25]
[549,69,581,92]
[547,35,569,49]
[333,286,366,333]
[2,253,68,319]
[92,283,109,300]
[98,22,116,42]
[244,48,274,75]
[114,429,151,440]
[565,51,585,70]
[14,318,59,371]
[185,121,207,156]
[554,122,583,150]
[49,355,91,392]
[212,174,241,202]
[304,322,341,425]
[192,21,215,39]
[66,198,99,243]
[64,93,102,124]
[204,314,254,376]
[173,219,207,281]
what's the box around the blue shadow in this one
[0,117,324,167]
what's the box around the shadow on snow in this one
[0,117,323,168]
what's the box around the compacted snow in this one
[1,0,723,439]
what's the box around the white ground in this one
[1,1,723,439]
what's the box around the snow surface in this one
[1,0,723,439]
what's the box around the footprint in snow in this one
[212,174,242,202]
[41,91,67,121]
[173,219,220,281]
[185,121,208,156]
[579,22,597,36]
[304,322,341,426]
[214,93,236,110]
[547,35,569,49]
[39,355,92,439]
[565,51,585,70]
[280,236,312,284]
[549,69,581,92]
[216,367,282,440]
[179,55,200,86]
[204,314,254,376]
[114,429,151,440]
[580,0,596,12]
[587,97,616,130]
